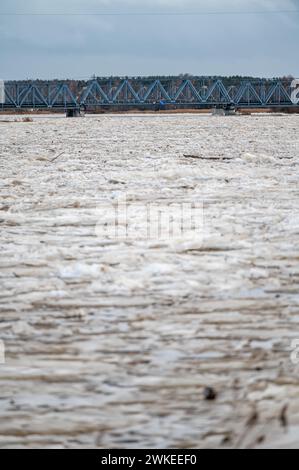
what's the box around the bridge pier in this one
[66,108,83,118]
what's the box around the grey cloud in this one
[0,0,298,79]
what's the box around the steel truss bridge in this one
[0,77,296,110]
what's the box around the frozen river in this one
[0,113,299,448]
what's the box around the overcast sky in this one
[0,0,298,79]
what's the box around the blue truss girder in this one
[80,81,110,105]
[112,80,140,103]
[142,80,171,102]
[0,78,296,109]
[18,84,49,107]
[205,80,232,103]
[235,82,263,105]
[265,82,291,104]
[4,87,17,107]
[50,84,78,107]
[174,80,202,102]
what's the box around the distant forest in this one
[7,74,295,87]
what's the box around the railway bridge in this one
[0,77,296,110]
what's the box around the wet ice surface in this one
[0,113,299,448]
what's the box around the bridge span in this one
[0,77,296,110]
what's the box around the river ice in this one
[0,113,299,448]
